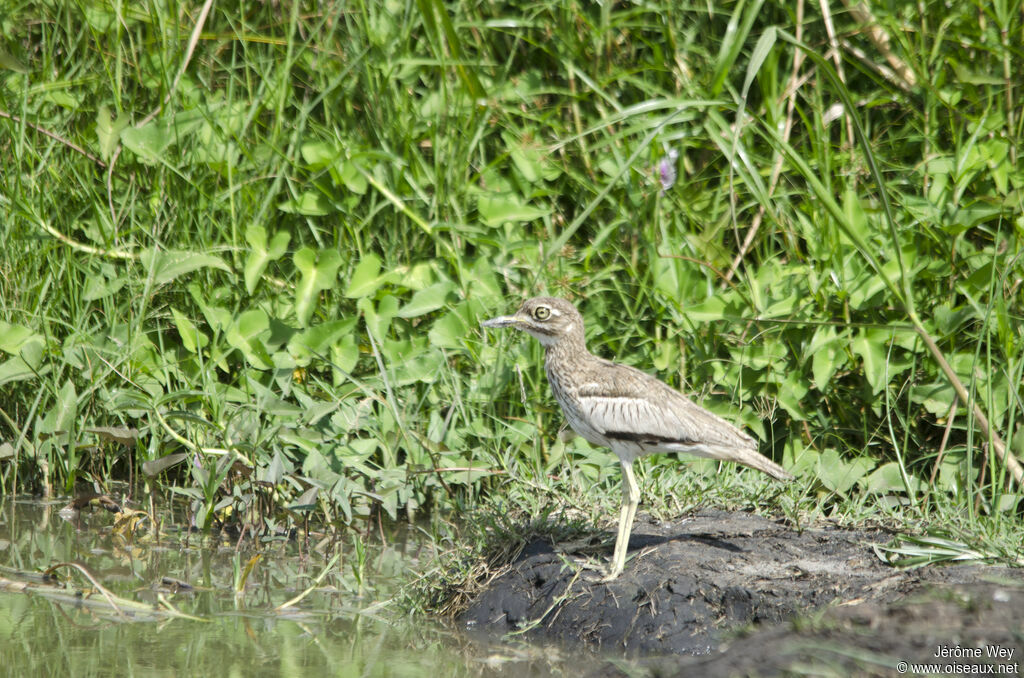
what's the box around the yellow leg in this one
[603,460,640,580]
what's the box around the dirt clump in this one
[458,509,1022,675]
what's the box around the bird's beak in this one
[480,313,523,329]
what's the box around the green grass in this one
[0,0,1022,570]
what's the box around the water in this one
[0,499,607,678]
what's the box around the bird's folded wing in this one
[576,364,754,449]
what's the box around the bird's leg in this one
[602,459,640,581]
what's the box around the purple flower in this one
[658,149,679,194]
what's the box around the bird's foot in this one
[559,554,605,575]
[595,566,623,583]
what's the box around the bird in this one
[481,296,794,580]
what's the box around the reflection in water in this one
[0,500,611,677]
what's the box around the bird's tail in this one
[711,445,795,481]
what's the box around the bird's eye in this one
[533,305,551,321]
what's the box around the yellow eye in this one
[533,305,551,321]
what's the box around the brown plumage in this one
[482,296,793,579]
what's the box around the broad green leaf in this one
[0,326,46,385]
[428,309,469,349]
[851,328,891,394]
[83,274,126,301]
[0,49,29,73]
[861,462,922,495]
[775,370,809,420]
[744,338,788,371]
[397,281,456,318]
[120,112,204,164]
[170,307,208,353]
[331,334,359,377]
[654,257,681,303]
[140,249,232,286]
[0,349,46,385]
[244,226,291,294]
[358,295,399,341]
[85,426,140,447]
[226,310,272,369]
[259,451,291,485]
[44,379,78,436]
[95,105,130,161]
[815,448,874,494]
[335,160,368,194]
[344,253,384,299]
[294,247,342,327]
[808,325,844,390]
[300,140,337,167]
[120,123,171,162]
[464,256,502,299]
[278,191,332,215]
[680,295,728,323]
[504,131,561,184]
[289,318,358,358]
[393,348,444,385]
[0,322,39,354]
[477,193,549,226]
[912,381,956,416]
[142,452,189,477]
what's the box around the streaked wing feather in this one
[577,362,755,450]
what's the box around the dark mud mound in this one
[674,580,1024,678]
[459,509,1021,662]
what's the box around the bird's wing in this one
[576,360,756,450]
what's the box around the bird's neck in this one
[544,332,591,369]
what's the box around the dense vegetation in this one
[1,1,1021,559]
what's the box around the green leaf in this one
[120,112,204,164]
[300,140,337,168]
[294,248,342,327]
[83,273,126,301]
[775,370,809,420]
[808,325,844,390]
[861,462,922,495]
[463,257,502,299]
[0,323,46,385]
[393,348,444,385]
[477,193,549,226]
[504,131,561,184]
[46,379,78,436]
[140,249,233,286]
[120,123,172,163]
[428,308,468,349]
[225,310,272,369]
[397,281,456,318]
[344,253,384,299]
[289,318,359,359]
[95,105,130,162]
[681,295,728,323]
[0,49,29,73]
[0,322,40,354]
[336,160,368,195]
[851,328,891,394]
[912,381,956,416]
[171,307,208,353]
[331,336,359,377]
[244,226,291,294]
[358,295,399,341]
[815,448,874,494]
[278,191,332,215]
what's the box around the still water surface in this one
[0,499,609,677]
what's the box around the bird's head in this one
[481,297,582,347]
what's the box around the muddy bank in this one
[459,509,1022,674]
[666,580,1024,678]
